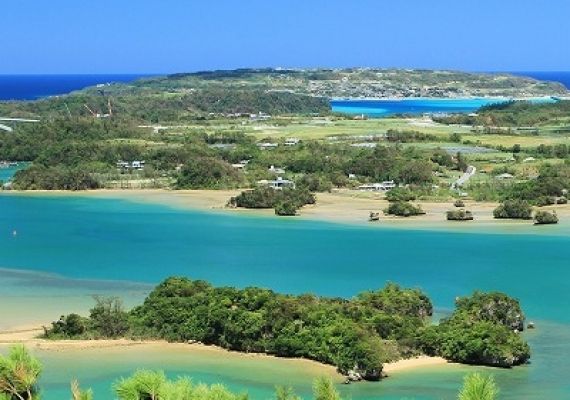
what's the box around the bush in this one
[534,210,558,225]
[13,165,101,190]
[446,209,474,221]
[493,200,532,220]
[175,157,242,189]
[384,202,425,217]
[385,187,416,202]
[419,292,530,368]
[230,187,315,210]
[454,199,465,207]
[536,196,556,207]
[275,201,298,216]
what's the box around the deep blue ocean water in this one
[511,71,570,89]
[0,74,151,100]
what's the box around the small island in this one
[44,277,531,381]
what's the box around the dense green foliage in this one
[230,187,315,215]
[502,163,570,203]
[385,187,416,202]
[534,210,559,225]
[274,200,299,216]
[13,165,101,190]
[45,278,531,376]
[420,292,530,367]
[493,200,533,219]
[0,345,42,400]
[458,373,499,400]
[384,202,425,217]
[435,100,570,127]
[446,209,474,221]
[113,370,248,400]
[126,278,435,379]
[48,297,129,339]
[175,157,243,189]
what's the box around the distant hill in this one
[0,68,566,122]
[113,68,568,99]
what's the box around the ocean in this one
[1,194,570,399]
[511,71,570,90]
[0,74,151,101]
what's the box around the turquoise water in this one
[330,97,557,117]
[0,164,26,183]
[2,194,570,399]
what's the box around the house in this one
[284,138,300,146]
[496,173,514,180]
[257,177,295,190]
[257,142,279,150]
[523,157,536,163]
[250,112,272,121]
[117,160,145,170]
[268,165,286,174]
[358,180,396,191]
[231,163,246,170]
[351,143,377,148]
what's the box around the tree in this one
[71,380,93,400]
[0,345,42,400]
[493,200,533,220]
[457,373,498,400]
[113,370,247,400]
[313,377,341,400]
[89,296,129,338]
[274,386,300,400]
[534,210,558,225]
[275,201,298,216]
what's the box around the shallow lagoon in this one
[2,194,570,399]
[331,97,556,117]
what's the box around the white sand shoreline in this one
[0,326,449,377]
[3,188,568,235]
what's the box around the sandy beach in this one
[5,188,568,232]
[0,326,448,378]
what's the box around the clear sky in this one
[2,0,568,74]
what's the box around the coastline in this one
[0,326,448,378]
[3,188,568,235]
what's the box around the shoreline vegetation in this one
[2,189,568,233]
[0,344,498,400]
[0,327,447,377]
[33,278,530,382]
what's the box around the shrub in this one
[275,201,298,216]
[384,202,424,217]
[385,187,416,202]
[230,187,315,210]
[536,196,556,207]
[419,292,530,368]
[446,209,474,221]
[534,210,558,225]
[493,200,532,220]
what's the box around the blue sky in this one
[2,0,569,74]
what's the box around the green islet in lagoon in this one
[1,194,570,399]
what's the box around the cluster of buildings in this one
[116,160,145,170]
[357,180,397,192]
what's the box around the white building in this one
[358,180,396,191]
[257,177,295,190]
